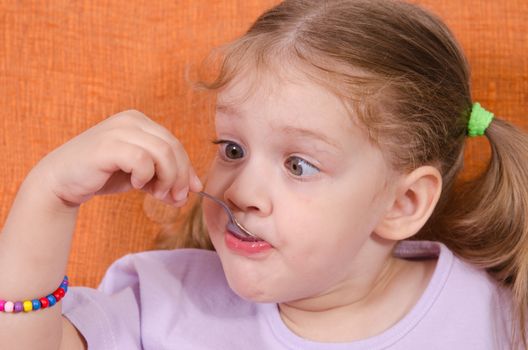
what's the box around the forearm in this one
[0,167,79,349]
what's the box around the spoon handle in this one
[196,192,257,238]
[197,192,233,221]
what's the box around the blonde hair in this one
[159,0,528,345]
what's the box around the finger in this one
[95,171,136,195]
[107,112,197,200]
[154,191,190,208]
[134,122,199,199]
[98,140,156,190]
[114,128,189,200]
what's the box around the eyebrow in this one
[277,126,341,149]
[216,104,240,116]
[216,103,340,149]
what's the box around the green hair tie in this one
[467,102,494,137]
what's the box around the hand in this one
[34,110,202,207]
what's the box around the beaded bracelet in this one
[0,276,68,313]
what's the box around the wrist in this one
[22,166,80,214]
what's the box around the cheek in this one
[275,194,372,245]
[272,188,380,266]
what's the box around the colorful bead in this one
[4,301,14,313]
[39,297,49,309]
[46,295,57,307]
[14,302,23,313]
[55,288,66,300]
[0,276,68,313]
[23,301,33,312]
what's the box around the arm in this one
[0,169,79,349]
[0,110,202,349]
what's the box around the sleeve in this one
[62,254,142,350]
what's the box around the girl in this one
[1,0,527,349]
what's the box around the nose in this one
[223,159,273,218]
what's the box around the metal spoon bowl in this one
[197,192,258,240]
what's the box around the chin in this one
[227,278,304,304]
[219,263,275,302]
[226,277,272,302]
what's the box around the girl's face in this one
[203,72,397,304]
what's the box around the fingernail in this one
[192,174,202,190]
[131,177,144,189]
[174,186,189,201]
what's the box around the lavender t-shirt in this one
[62,241,513,349]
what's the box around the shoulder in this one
[97,248,227,294]
[438,244,509,307]
[63,249,254,349]
[98,249,261,348]
[395,241,513,348]
[113,248,222,272]
[395,240,506,303]
[440,245,513,327]
[110,247,220,268]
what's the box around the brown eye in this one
[285,157,319,177]
[223,142,244,159]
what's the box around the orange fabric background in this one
[0,1,526,288]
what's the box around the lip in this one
[224,229,273,257]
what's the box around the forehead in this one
[215,70,369,144]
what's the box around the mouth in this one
[224,223,273,256]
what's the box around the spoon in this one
[197,191,259,240]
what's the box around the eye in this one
[285,156,320,177]
[213,140,245,160]
[224,143,244,159]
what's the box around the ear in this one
[375,166,442,241]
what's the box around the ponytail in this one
[435,118,528,346]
